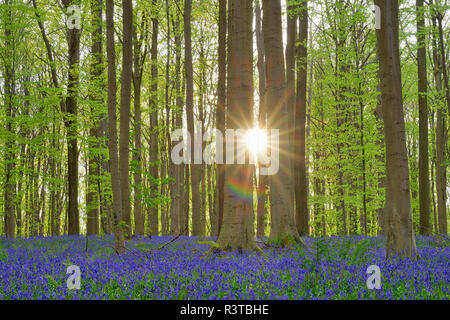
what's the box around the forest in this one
[0,0,448,301]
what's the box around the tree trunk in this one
[184,0,201,236]
[263,0,299,243]
[217,0,256,251]
[3,0,16,238]
[149,0,159,236]
[255,0,267,239]
[373,98,386,236]
[132,13,147,236]
[215,0,227,238]
[87,0,104,236]
[431,11,447,236]
[294,0,309,236]
[106,0,125,253]
[173,7,185,235]
[375,0,416,257]
[119,0,133,238]
[286,0,296,210]
[63,0,81,235]
[416,0,431,236]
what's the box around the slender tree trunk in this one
[184,0,201,236]
[373,93,386,236]
[119,0,133,238]
[294,0,309,236]
[286,0,296,208]
[429,110,438,234]
[416,0,431,236]
[173,7,185,235]
[435,11,450,116]
[132,14,147,236]
[375,0,416,257]
[215,0,227,238]
[184,164,190,235]
[255,0,267,239]
[106,0,125,253]
[431,11,447,236]
[149,0,159,236]
[4,0,16,238]
[87,0,104,236]
[63,0,81,235]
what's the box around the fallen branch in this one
[156,226,188,251]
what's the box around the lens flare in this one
[245,127,268,156]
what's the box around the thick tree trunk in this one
[294,0,309,236]
[375,0,416,257]
[218,0,256,251]
[263,0,300,242]
[106,0,125,253]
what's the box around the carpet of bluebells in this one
[0,235,448,300]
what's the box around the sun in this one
[245,127,268,156]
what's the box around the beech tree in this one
[294,0,309,236]
[63,0,81,235]
[119,0,133,238]
[255,0,267,239]
[375,0,416,257]
[106,0,125,253]
[416,0,431,236]
[149,0,159,236]
[215,0,226,237]
[217,0,256,251]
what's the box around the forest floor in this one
[0,235,448,299]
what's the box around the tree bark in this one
[119,0,133,238]
[294,0,309,236]
[375,0,416,257]
[87,0,104,236]
[3,0,16,238]
[173,6,185,236]
[431,10,447,236]
[184,0,201,236]
[149,0,159,236]
[255,0,267,239]
[416,0,431,236]
[217,0,256,251]
[132,13,147,236]
[263,0,300,243]
[63,0,81,236]
[215,0,227,237]
[106,0,125,253]
[286,0,296,213]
